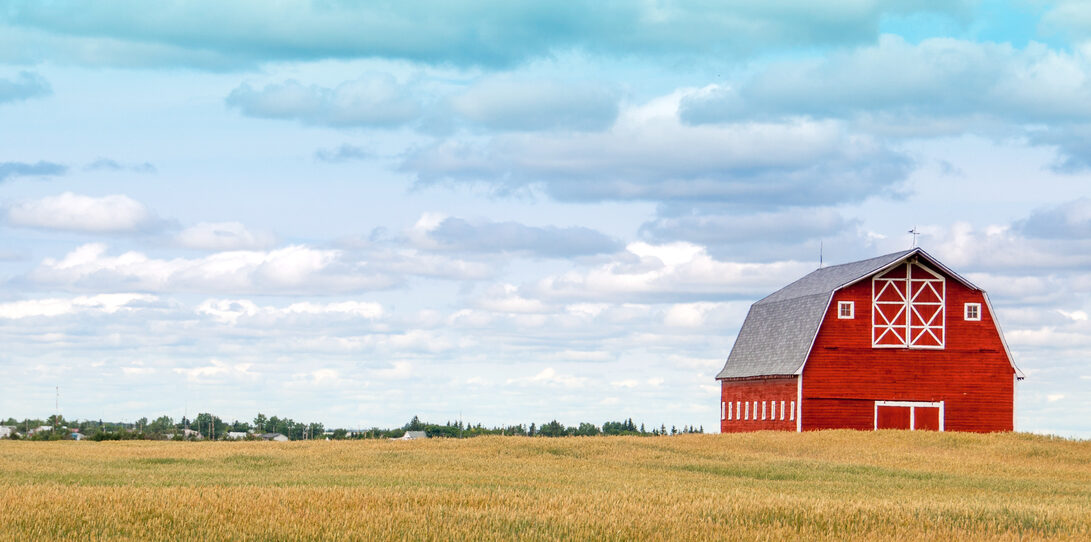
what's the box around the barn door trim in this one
[873,400,944,431]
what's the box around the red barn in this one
[716,248,1023,433]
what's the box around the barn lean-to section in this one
[717,248,1022,433]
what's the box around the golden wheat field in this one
[0,431,1089,541]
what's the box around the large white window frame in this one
[872,260,946,349]
[873,400,945,431]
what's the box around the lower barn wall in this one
[719,377,797,433]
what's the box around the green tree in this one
[253,413,267,433]
[576,422,600,436]
[148,416,174,434]
[539,420,565,437]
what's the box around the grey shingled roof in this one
[716,249,925,380]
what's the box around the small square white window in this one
[965,303,981,321]
[838,301,854,319]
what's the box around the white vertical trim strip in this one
[796,376,802,432]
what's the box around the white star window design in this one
[872,260,945,349]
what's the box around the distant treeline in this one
[1,414,703,441]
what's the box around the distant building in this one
[29,425,54,435]
[0,426,14,438]
[261,433,289,442]
[717,248,1022,433]
[395,431,428,440]
[225,431,249,440]
[181,428,204,440]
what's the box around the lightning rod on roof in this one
[819,240,823,268]
[909,226,920,248]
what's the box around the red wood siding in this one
[800,269,1015,433]
[720,377,797,433]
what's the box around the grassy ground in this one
[0,431,1088,540]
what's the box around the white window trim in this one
[872,260,946,349]
[727,401,732,421]
[780,400,785,421]
[838,301,854,319]
[964,303,981,321]
[770,400,776,421]
[721,401,726,421]
[761,401,766,420]
[873,400,944,431]
[744,401,749,420]
[736,401,740,421]
[789,401,795,421]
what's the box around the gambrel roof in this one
[714,248,1019,380]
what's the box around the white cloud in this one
[663,302,722,328]
[506,367,587,388]
[29,243,396,294]
[176,222,276,250]
[1047,394,1066,402]
[196,298,383,325]
[405,96,911,208]
[450,76,619,131]
[0,293,156,319]
[369,361,412,380]
[1059,310,1089,321]
[531,241,814,301]
[5,192,158,233]
[226,74,420,127]
[173,359,255,383]
[681,35,1091,128]
[475,284,548,314]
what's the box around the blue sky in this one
[1,1,1089,437]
